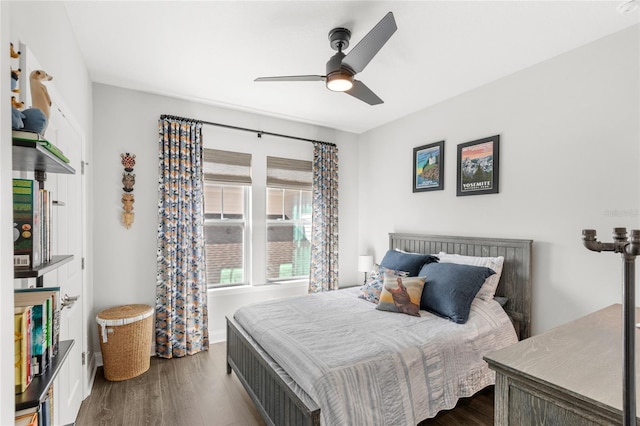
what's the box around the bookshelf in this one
[15,340,74,411]
[12,136,77,422]
[13,137,75,287]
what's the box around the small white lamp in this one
[358,255,374,285]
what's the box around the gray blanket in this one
[234,287,517,425]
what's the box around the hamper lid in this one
[96,304,154,343]
[97,304,154,323]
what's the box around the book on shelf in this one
[40,395,51,426]
[39,140,70,164]
[15,288,60,369]
[15,292,49,376]
[13,178,53,269]
[14,306,33,394]
[14,407,38,426]
[12,130,45,141]
[12,130,70,163]
[13,179,41,269]
[39,188,52,264]
[46,381,54,425]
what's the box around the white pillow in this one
[437,252,504,301]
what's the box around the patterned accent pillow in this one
[437,252,504,301]
[358,264,408,304]
[376,273,426,317]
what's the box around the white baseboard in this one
[86,352,98,396]
[210,329,226,344]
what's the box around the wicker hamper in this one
[96,304,154,381]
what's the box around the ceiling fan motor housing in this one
[329,27,351,51]
[326,51,351,75]
[325,51,355,91]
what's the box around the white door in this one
[44,106,84,425]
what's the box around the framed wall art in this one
[413,140,444,192]
[456,135,500,196]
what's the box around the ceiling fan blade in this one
[345,80,383,105]
[254,75,325,82]
[342,12,397,74]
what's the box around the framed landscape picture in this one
[413,141,444,192]
[456,135,500,196]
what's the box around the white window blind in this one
[266,156,312,190]
[204,148,252,184]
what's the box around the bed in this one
[226,233,533,425]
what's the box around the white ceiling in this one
[63,1,638,134]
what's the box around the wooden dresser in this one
[485,304,640,425]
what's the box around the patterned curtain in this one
[155,116,209,358]
[309,142,339,292]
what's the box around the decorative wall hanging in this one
[456,135,500,196]
[413,140,444,192]
[120,153,136,228]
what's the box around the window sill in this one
[208,280,308,296]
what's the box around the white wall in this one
[92,83,359,349]
[358,25,640,335]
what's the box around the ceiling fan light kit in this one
[326,72,354,92]
[255,12,397,105]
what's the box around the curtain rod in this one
[160,114,336,147]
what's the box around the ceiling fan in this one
[254,12,397,105]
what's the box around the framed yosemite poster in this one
[413,141,444,192]
[456,135,500,196]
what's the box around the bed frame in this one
[226,233,533,426]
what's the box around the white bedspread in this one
[233,287,517,425]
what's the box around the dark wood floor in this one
[418,386,494,426]
[76,342,494,425]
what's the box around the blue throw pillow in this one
[419,262,495,324]
[380,249,438,277]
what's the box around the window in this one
[266,156,313,281]
[203,149,251,288]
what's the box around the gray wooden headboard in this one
[389,233,533,340]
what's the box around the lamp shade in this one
[358,255,374,272]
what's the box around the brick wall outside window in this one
[205,239,310,285]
